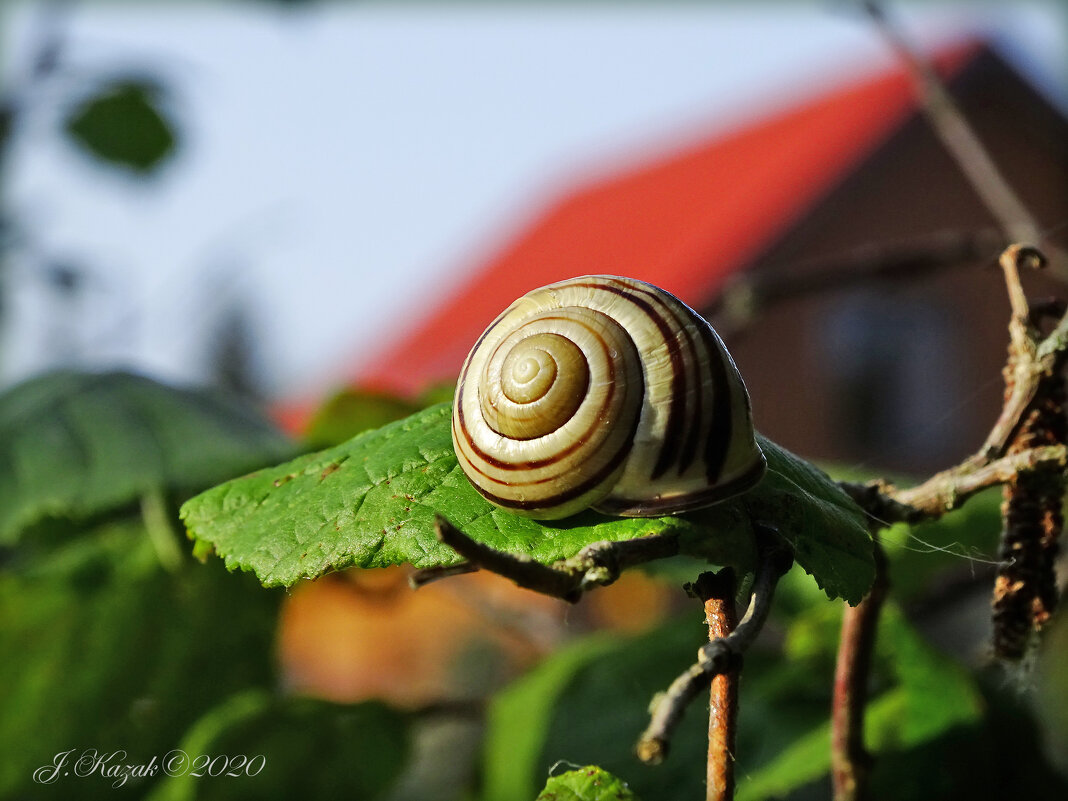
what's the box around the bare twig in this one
[990,274,1067,659]
[842,444,1068,525]
[696,569,740,801]
[864,2,1043,246]
[898,445,1067,514]
[833,240,1068,786]
[709,229,1004,334]
[409,561,479,589]
[434,516,582,601]
[841,244,1068,527]
[637,535,792,764]
[1000,244,1043,332]
[831,538,889,801]
[431,515,679,603]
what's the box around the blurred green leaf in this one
[0,518,280,800]
[484,633,623,801]
[737,603,984,801]
[535,765,639,801]
[304,388,421,449]
[147,690,410,801]
[64,79,176,173]
[484,595,999,801]
[0,370,296,545]
[880,488,1002,603]
[483,618,708,801]
[303,383,456,449]
[743,437,873,602]
[182,405,872,601]
[1036,611,1068,775]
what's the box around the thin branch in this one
[697,569,740,801]
[842,444,1067,525]
[831,538,889,801]
[840,243,1068,527]
[1000,244,1044,333]
[408,561,479,589]
[708,229,1004,335]
[431,515,679,603]
[899,445,1067,514]
[637,536,792,764]
[433,516,581,601]
[864,2,1043,247]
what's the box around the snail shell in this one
[452,275,765,520]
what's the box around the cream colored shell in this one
[452,275,765,519]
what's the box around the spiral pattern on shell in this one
[452,276,766,519]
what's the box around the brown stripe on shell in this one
[574,279,688,482]
[696,319,733,485]
[469,427,638,512]
[456,372,608,473]
[595,448,765,517]
[631,283,705,475]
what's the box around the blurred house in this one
[333,39,1067,475]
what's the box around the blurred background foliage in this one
[63,77,175,174]
[2,371,1066,800]
[2,1,1067,800]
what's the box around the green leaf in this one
[183,405,871,601]
[745,436,874,603]
[146,691,410,801]
[0,370,296,545]
[0,518,280,800]
[64,79,176,173]
[536,765,639,801]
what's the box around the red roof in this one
[276,40,980,432]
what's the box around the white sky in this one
[2,1,1065,399]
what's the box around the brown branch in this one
[831,538,889,801]
[864,3,1042,246]
[408,560,479,589]
[898,445,1066,514]
[431,515,679,602]
[1000,244,1042,334]
[708,229,1004,334]
[697,569,740,801]
[840,244,1068,527]
[842,444,1068,525]
[637,536,792,765]
[832,242,1068,785]
[992,325,1067,659]
[865,3,1068,282]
